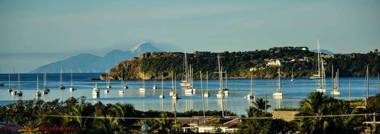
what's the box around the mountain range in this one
[31,42,162,73]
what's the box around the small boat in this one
[315,60,326,93]
[172,72,180,100]
[139,72,146,93]
[159,73,165,99]
[43,73,50,95]
[119,82,127,95]
[59,67,65,90]
[69,70,77,92]
[331,69,340,96]
[245,74,255,100]
[15,73,23,97]
[104,73,111,94]
[216,55,228,98]
[8,73,13,94]
[310,40,322,80]
[203,72,209,98]
[290,68,294,82]
[273,68,283,100]
[34,75,42,98]
[92,82,100,99]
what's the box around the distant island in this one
[104,47,380,80]
[30,42,163,73]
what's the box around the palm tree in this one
[246,98,271,117]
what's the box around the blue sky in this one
[0,0,379,72]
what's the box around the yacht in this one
[104,73,111,94]
[310,40,322,80]
[273,68,283,100]
[216,55,228,98]
[34,75,42,98]
[331,68,340,96]
[43,73,50,95]
[8,73,13,94]
[59,67,65,90]
[92,82,100,99]
[139,72,146,93]
[69,70,77,92]
[159,73,165,99]
[245,74,255,100]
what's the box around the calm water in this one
[0,73,379,115]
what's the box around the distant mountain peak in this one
[132,41,160,53]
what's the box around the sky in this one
[0,0,379,73]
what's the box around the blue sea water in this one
[0,73,379,115]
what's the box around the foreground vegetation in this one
[0,92,379,133]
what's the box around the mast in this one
[60,67,63,86]
[36,75,39,91]
[366,65,369,108]
[317,40,321,77]
[161,73,164,96]
[218,55,223,90]
[201,71,206,124]
[349,79,351,101]
[18,73,20,92]
[206,71,209,93]
[278,68,281,92]
[332,64,334,90]
[8,73,11,89]
[44,73,47,89]
[250,73,253,94]
[70,70,73,87]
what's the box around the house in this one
[179,116,241,133]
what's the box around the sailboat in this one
[181,52,196,95]
[119,80,127,95]
[59,68,65,90]
[310,40,323,80]
[245,74,255,100]
[104,73,111,94]
[159,73,165,99]
[34,75,42,98]
[203,72,209,98]
[169,72,175,96]
[273,68,283,99]
[8,73,13,93]
[69,70,77,92]
[172,74,179,100]
[15,73,23,97]
[216,55,229,98]
[331,69,340,96]
[92,82,100,99]
[153,80,157,90]
[139,72,146,93]
[43,73,50,95]
[315,60,326,93]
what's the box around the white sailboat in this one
[216,55,228,98]
[310,40,322,80]
[119,81,127,95]
[169,72,175,97]
[203,72,209,98]
[245,74,255,100]
[34,75,42,98]
[153,80,157,90]
[315,60,326,93]
[59,67,65,90]
[14,73,23,97]
[69,70,77,92]
[331,69,340,96]
[159,73,165,99]
[139,72,146,93]
[92,82,100,99]
[273,68,283,99]
[8,73,13,93]
[104,73,111,94]
[181,52,196,95]
[172,74,179,100]
[43,73,50,95]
